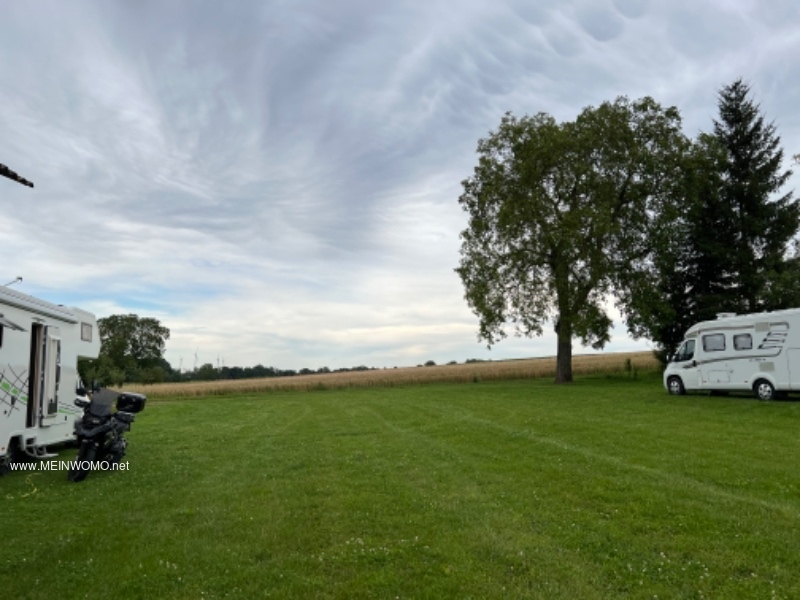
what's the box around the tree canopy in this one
[713,79,798,313]
[456,97,686,383]
[619,79,799,360]
[79,314,170,386]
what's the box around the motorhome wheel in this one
[667,376,685,395]
[753,380,775,401]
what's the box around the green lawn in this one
[3,374,800,598]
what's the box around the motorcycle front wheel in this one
[68,441,97,482]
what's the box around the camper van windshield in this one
[673,339,695,362]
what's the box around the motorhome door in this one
[28,324,61,427]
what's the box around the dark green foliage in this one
[79,314,170,385]
[100,314,170,372]
[195,363,218,381]
[457,98,686,382]
[620,80,798,361]
[618,134,725,360]
[712,79,799,312]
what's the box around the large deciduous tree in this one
[79,314,170,385]
[456,97,686,383]
[99,314,170,371]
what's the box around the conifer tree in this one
[619,80,799,361]
[712,79,798,312]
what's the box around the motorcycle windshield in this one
[88,398,114,418]
[87,389,119,417]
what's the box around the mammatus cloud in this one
[1,0,798,369]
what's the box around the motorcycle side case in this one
[115,411,135,424]
[116,392,147,413]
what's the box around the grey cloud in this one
[509,1,554,26]
[612,0,650,19]
[665,3,751,60]
[755,1,800,29]
[575,6,625,42]
[543,23,585,58]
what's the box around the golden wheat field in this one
[132,351,660,399]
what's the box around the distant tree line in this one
[79,322,382,386]
[79,315,493,386]
[178,363,378,383]
[457,78,798,382]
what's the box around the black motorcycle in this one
[68,389,146,482]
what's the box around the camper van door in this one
[672,339,700,390]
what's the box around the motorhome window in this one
[81,322,92,342]
[0,325,3,348]
[734,333,752,350]
[703,333,726,352]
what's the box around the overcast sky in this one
[2,0,799,371]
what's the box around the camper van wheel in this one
[667,376,685,396]
[753,380,775,401]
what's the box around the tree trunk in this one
[554,317,573,384]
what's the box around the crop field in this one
[3,373,800,599]
[134,350,660,397]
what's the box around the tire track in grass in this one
[456,412,800,519]
[352,397,614,595]
[262,401,314,437]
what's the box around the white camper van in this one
[0,285,100,468]
[664,308,800,400]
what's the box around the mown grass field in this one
[3,372,800,599]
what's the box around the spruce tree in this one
[712,78,798,313]
[618,81,799,362]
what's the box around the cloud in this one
[575,5,625,42]
[612,0,650,19]
[1,0,797,371]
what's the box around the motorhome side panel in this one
[694,319,793,391]
[666,309,800,396]
[1,291,100,460]
[0,302,30,457]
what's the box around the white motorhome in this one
[1,285,100,467]
[664,308,800,400]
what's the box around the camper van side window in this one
[734,334,752,351]
[0,325,3,348]
[703,333,726,352]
